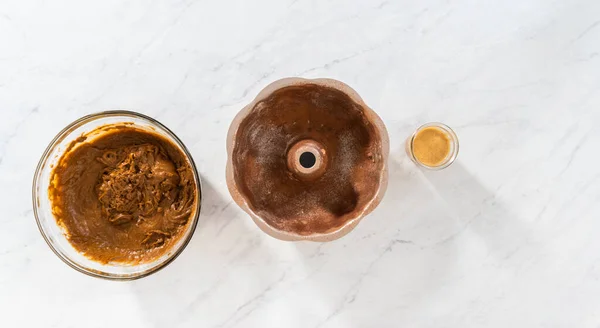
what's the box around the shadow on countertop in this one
[290,154,533,326]
[128,177,281,328]
[127,154,534,328]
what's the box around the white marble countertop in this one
[2,0,600,327]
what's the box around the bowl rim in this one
[32,110,202,280]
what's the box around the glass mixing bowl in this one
[32,110,202,280]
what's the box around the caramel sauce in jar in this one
[407,123,458,170]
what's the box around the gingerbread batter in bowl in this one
[34,111,201,279]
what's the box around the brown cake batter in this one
[232,84,384,235]
[49,124,197,264]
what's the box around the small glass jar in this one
[406,122,459,170]
[32,110,202,280]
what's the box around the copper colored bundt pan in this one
[226,78,389,241]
